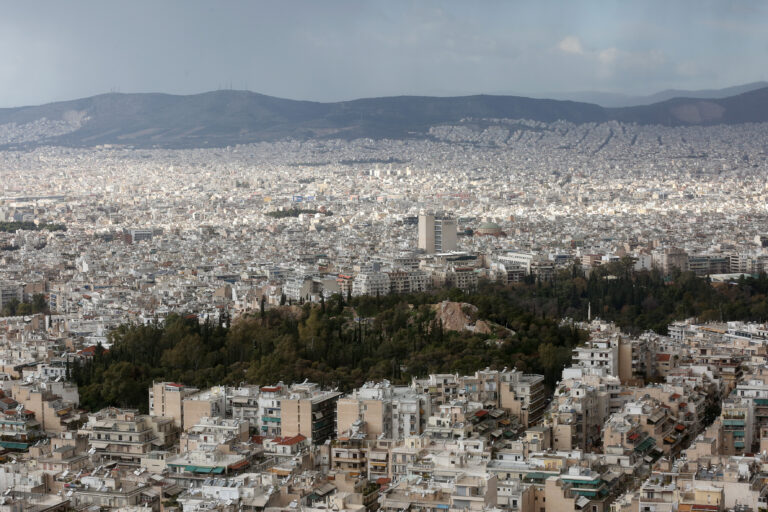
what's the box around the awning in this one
[0,442,28,450]
[634,437,655,452]
[524,472,552,481]
[228,459,249,471]
[187,466,218,474]
[315,483,336,496]
[490,430,503,438]
[211,467,225,474]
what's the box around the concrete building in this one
[337,381,426,440]
[279,382,342,444]
[499,371,547,428]
[79,408,159,465]
[148,381,199,429]
[418,213,457,254]
[351,271,390,297]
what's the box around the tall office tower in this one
[418,212,457,253]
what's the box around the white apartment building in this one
[352,271,391,297]
[571,340,619,377]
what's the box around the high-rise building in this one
[418,213,457,253]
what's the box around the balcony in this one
[333,454,365,463]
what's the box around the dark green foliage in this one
[0,222,66,232]
[69,289,583,412]
[1,294,48,316]
[68,270,768,413]
[518,265,768,334]
[265,208,332,218]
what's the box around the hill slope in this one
[0,86,767,148]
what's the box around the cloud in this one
[598,48,619,65]
[558,36,583,55]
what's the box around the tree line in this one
[69,265,768,413]
[514,260,768,334]
[70,287,582,413]
[1,294,48,317]
[265,208,332,218]
[0,221,66,232]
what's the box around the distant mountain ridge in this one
[539,82,768,107]
[1,85,767,148]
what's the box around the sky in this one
[1,0,766,107]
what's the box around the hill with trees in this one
[69,265,768,413]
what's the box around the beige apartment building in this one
[280,384,342,444]
[148,381,198,428]
[410,369,545,428]
[79,408,162,465]
[337,381,426,440]
[181,386,227,430]
[11,382,79,433]
[500,371,546,428]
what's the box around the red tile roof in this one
[276,434,306,446]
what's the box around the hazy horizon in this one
[1,1,767,108]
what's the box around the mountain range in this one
[1,84,767,148]
[533,81,768,108]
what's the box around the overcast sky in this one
[1,1,766,107]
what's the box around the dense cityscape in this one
[0,113,767,512]
[3,1,768,511]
